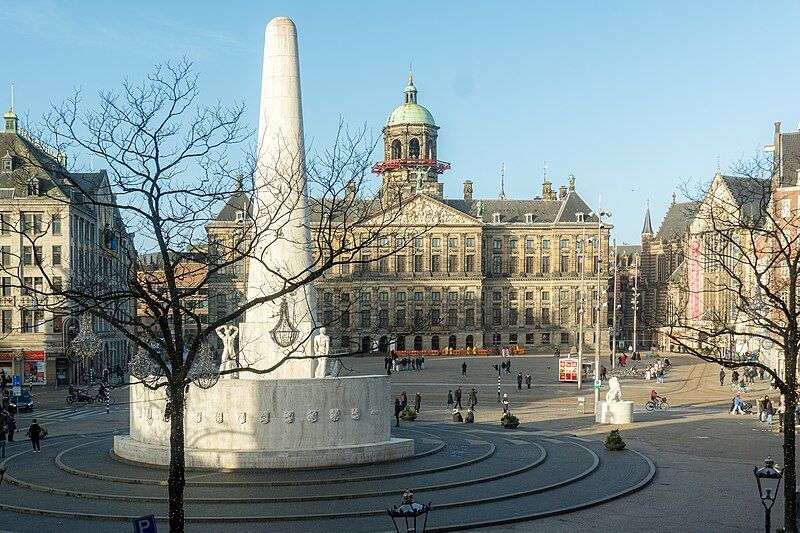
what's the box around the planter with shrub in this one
[500,412,519,429]
[604,429,626,451]
[399,406,417,421]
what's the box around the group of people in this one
[516,372,532,389]
[644,359,669,382]
[0,410,42,456]
[446,386,478,424]
[386,354,425,373]
[720,366,766,393]
[392,391,423,427]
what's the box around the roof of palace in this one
[443,189,599,224]
[655,200,700,241]
[386,76,436,127]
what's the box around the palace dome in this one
[386,75,435,126]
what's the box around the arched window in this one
[396,335,405,351]
[431,335,440,350]
[361,336,371,353]
[448,335,457,349]
[391,139,402,160]
[466,335,474,349]
[427,142,435,160]
[379,336,389,353]
[414,335,423,350]
[409,138,420,159]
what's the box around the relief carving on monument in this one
[237,412,247,424]
[307,410,318,423]
[259,411,270,424]
[284,411,295,424]
[194,411,202,424]
[146,408,153,421]
[351,408,361,420]
[329,408,340,422]
[370,409,380,416]
[214,412,224,424]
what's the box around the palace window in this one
[396,291,406,302]
[492,239,502,250]
[448,255,457,272]
[408,138,420,159]
[449,237,458,247]
[465,254,475,272]
[431,237,441,247]
[391,139,402,159]
[466,237,476,247]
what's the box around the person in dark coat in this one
[7,413,16,442]
[27,419,41,453]
[468,388,478,409]
[719,368,726,386]
[414,392,422,413]
[525,373,532,389]
[506,360,511,374]
[446,390,454,410]
[454,387,463,409]
[465,408,474,423]
[731,370,739,385]
[400,391,408,408]
[517,373,523,390]
[393,399,402,427]
[461,362,468,377]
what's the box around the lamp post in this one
[589,208,611,403]
[67,314,102,384]
[753,456,782,533]
[631,257,640,356]
[611,240,618,369]
[576,212,586,390]
[387,489,431,533]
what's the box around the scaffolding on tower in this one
[371,158,451,175]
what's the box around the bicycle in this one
[645,396,669,411]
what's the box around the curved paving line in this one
[0,440,602,522]
[425,447,658,532]
[5,441,543,505]
[54,429,495,486]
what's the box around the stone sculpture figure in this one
[606,377,623,403]
[313,328,331,378]
[216,325,240,379]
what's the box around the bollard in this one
[577,396,586,414]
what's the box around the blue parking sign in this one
[133,514,158,533]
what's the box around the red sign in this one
[559,358,578,382]
[0,350,45,361]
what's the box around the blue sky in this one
[4,1,799,242]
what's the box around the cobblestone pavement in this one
[0,353,784,531]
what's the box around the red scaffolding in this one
[371,158,451,175]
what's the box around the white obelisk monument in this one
[238,16,316,379]
[115,17,413,469]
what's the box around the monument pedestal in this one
[595,401,634,424]
[114,376,414,469]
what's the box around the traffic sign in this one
[12,375,20,396]
[133,514,158,533]
[594,379,602,389]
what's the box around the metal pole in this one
[764,506,770,533]
[633,257,639,356]
[594,216,602,404]
[612,240,618,370]
[497,365,501,402]
[577,218,585,390]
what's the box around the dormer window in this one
[576,212,585,223]
[492,213,502,223]
[1,152,11,172]
[235,210,244,224]
[525,213,534,223]
[26,179,39,197]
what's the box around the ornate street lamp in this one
[270,297,300,347]
[189,345,220,389]
[387,489,431,533]
[754,456,782,533]
[67,314,101,365]
[128,347,162,380]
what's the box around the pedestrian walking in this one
[27,419,41,453]
[759,367,765,381]
[393,399,402,428]
[525,373,532,389]
[719,368,725,387]
[468,388,478,409]
[779,395,786,432]
[0,422,6,458]
[501,393,509,414]
[506,360,512,374]
[764,396,774,425]
[517,373,523,390]
[400,391,408,409]
[600,365,607,381]
[454,387,463,409]
[7,413,15,442]
[731,370,739,385]
[414,392,422,413]
[446,390,454,410]
[461,362,468,377]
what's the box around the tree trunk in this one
[168,384,186,532]
[785,400,796,533]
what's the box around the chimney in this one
[775,121,782,134]
[558,185,567,200]
[463,180,473,201]
[542,181,553,199]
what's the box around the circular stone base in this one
[595,401,634,424]
[113,435,414,469]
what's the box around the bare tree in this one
[659,155,800,532]
[4,60,435,531]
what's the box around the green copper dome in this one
[386,74,436,126]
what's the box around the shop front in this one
[0,350,46,386]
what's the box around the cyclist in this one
[650,389,665,404]
[98,383,109,403]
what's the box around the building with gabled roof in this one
[0,103,133,384]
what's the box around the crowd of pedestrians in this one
[385,353,425,373]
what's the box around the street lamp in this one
[387,489,431,533]
[754,456,782,533]
[589,209,611,403]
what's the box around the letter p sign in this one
[133,514,158,533]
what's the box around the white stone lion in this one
[606,377,623,403]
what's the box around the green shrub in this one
[500,412,519,429]
[604,428,626,450]
[399,406,417,421]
